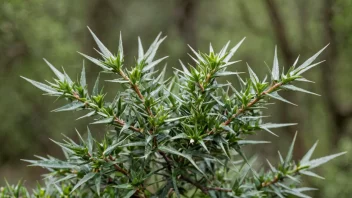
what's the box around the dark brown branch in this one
[321,0,352,144]
[181,175,209,195]
[174,0,198,48]
[159,151,172,172]
[105,155,129,176]
[264,0,295,63]
[237,1,267,36]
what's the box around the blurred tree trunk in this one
[174,0,198,48]
[322,0,352,145]
[85,0,121,73]
[264,0,306,157]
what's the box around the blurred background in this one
[0,0,351,197]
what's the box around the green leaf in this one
[121,141,145,147]
[142,56,168,72]
[267,92,297,106]
[137,37,144,63]
[237,140,271,145]
[285,132,297,164]
[295,60,325,75]
[304,152,346,169]
[43,59,65,81]
[218,41,230,58]
[87,26,113,58]
[91,117,114,125]
[301,141,318,163]
[95,174,101,196]
[281,85,320,96]
[54,174,76,184]
[124,189,137,198]
[188,44,205,63]
[272,46,279,81]
[118,31,124,61]
[80,63,86,87]
[164,116,189,123]
[172,169,180,198]
[199,140,209,153]
[293,55,300,68]
[103,134,132,155]
[87,127,93,154]
[145,33,166,64]
[214,71,243,77]
[78,52,111,71]
[114,184,133,189]
[170,133,188,140]
[52,102,85,112]
[179,60,191,76]
[92,73,100,96]
[23,159,76,169]
[266,159,277,172]
[71,172,96,193]
[21,76,59,94]
[223,37,246,63]
[246,63,259,83]
[300,170,325,179]
[260,123,297,129]
[76,111,95,120]
[159,146,204,175]
[295,44,329,71]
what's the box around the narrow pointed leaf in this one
[188,44,205,63]
[124,189,137,198]
[76,111,95,120]
[218,41,230,58]
[142,56,168,72]
[71,172,96,193]
[295,44,329,71]
[300,170,325,179]
[43,59,65,81]
[305,152,346,169]
[295,60,325,75]
[24,159,76,169]
[138,37,144,63]
[52,102,84,112]
[118,31,123,61]
[301,141,318,163]
[267,92,297,106]
[281,85,320,96]
[237,140,271,145]
[159,146,204,175]
[285,132,297,164]
[272,46,279,80]
[91,117,114,125]
[87,27,113,58]
[21,77,58,94]
[92,73,100,96]
[78,52,111,70]
[87,127,93,154]
[247,63,259,83]
[223,37,245,62]
[80,64,86,87]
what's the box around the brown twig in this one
[208,82,283,135]
[207,187,232,192]
[105,155,129,176]
[181,175,209,195]
[159,151,173,171]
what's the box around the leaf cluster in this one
[4,28,345,198]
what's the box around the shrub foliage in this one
[2,28,345,197]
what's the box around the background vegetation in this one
[0,0,351,197]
